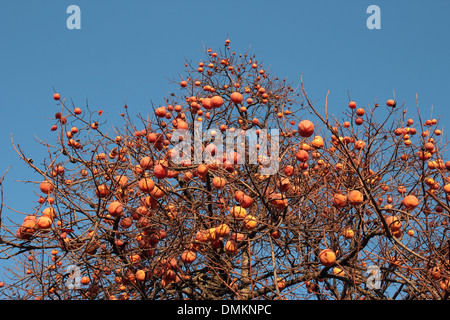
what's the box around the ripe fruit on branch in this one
[195,230,209,243]
[332,193,347,208]
[142,195,158,209]
[342,228,354,239]
[333,267,345,276]
[96,184,110,198]
[40,181,54,194]
[386,99,396,107]
[17,216,37,240]
[231,232,245,242]
[197,164,208,177]
[384,215,402,232]
[429,267,441,280]
[443,184,450,194]
[120,217,133,228]
[229,206,247,220]
[319,249,336,267]
[311,136,324,148]
[347,190,364,206]
[165,204,178,219]
[276,178,291,193]
[277,278,286,291]
[181,250,197,264]
[284,165,294,176]
[269,193,288,210]
[271,230,281,239]
[155,106,167,118]
[135,270,146,282]
[150,186,165,199]
[210,95,224,108]
[114,175,129,188]
[355,117,364,126]
[348,101,357,109]
[356,108,365,117]
[42,207,56,220]
[298,120,315,138]
[243,214,258,230]
[212,176,226,189]
[234,190,244,202]
[402,195,419,210]
[139,177,155,193]
[139,157,153,170]
[80,277,90,285]
[53,93,61,101]
[234,191,254,208]
[202,97,212,109]
[205,231,219,244]
[153,164,168,179]
[224,240,238,254]
[108,201,124,217]
[354,140,366,150]
[230,92,244,104]
[216,223,230,237]
[296,150,309,162]
[129,254,142,265]
[37,216,53,229]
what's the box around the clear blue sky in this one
[0,0,449,278]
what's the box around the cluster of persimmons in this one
[0,38,448,300]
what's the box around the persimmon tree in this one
[0,38,449,300]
